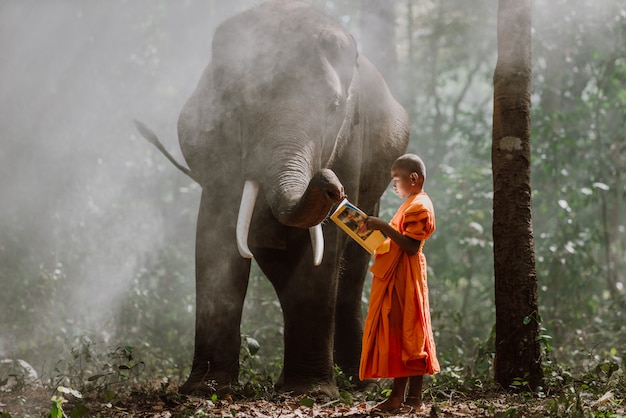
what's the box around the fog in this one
[1,0,624,385]
[0,0,359,373]
[0,2,249,355]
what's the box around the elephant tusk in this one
[237,180,260,259]
[309,224,324,266]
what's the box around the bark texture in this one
[492,0,543,389]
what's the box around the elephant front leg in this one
[278,281,340,399]
[256,238,341,399]
[179,191,251,396]
[268,248,339,399]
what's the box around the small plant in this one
[50,333,145,406]
[86,345,145,390]
[47,386,82,418]
[333,364,352,392]
[233,334,277,400]
[510,375,533,397]
[332,365,356,405]
[361,381,392,403]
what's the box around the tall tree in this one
[491,0,543,389]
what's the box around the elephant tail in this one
[133,119,198,183]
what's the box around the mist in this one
[1,0,624,391]
[0,0,353,377]
[0,2,247,361]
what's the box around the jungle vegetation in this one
[0,0,624,415]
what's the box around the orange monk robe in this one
[360,191,440,379]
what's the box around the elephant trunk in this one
[236,147,345,265]
[267,168,345,228]
[236,179,331,266]
[246,137,345,228]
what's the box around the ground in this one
[1,383,624,417]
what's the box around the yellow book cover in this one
[330,199,386,254]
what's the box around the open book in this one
[330,199,386,254]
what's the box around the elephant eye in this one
[328,96,342,112]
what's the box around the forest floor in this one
[1,382,624,418]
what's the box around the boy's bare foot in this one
[404,396,426,412]
[372,397,403,413]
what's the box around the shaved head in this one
[392,153,426,180]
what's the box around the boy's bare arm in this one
[365,217,421,255]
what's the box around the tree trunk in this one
[492,0,543,389]
[360,0,399,94]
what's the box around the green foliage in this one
[299,396,315,407]
[530,0,626,369]
[113,244,196,382]
[46,387,83,418]
[235,334,277,400]
[0,2,624,416]
[236,262,285,393]
[333,364,353,393]
[49,335,144,404]
[47,397,64,418]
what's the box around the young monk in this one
[360,153,439,414]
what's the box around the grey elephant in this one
[136,0,408,398]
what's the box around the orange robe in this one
[360,192,439,379]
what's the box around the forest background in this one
[0,0,624,413]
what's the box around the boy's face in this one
[390,166,419,199]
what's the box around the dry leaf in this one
[592,391,614,406]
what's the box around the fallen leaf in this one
[592,391,613,406]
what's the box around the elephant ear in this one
[320,31,360,168]
[326,67,359,168]
[319,30,358,93]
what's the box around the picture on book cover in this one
[330,199,386,254]
[335,205,375,240]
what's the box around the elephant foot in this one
[179,378,232,397]
[275,379,340,400]
[178,366,233,397]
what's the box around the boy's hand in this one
[365,217,388,231]
[366,216,421,255]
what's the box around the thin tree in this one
[492,0,543,389]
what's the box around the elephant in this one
[136,0,409,398]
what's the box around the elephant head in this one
[178,1,363,263]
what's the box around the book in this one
[330,198,387,254]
